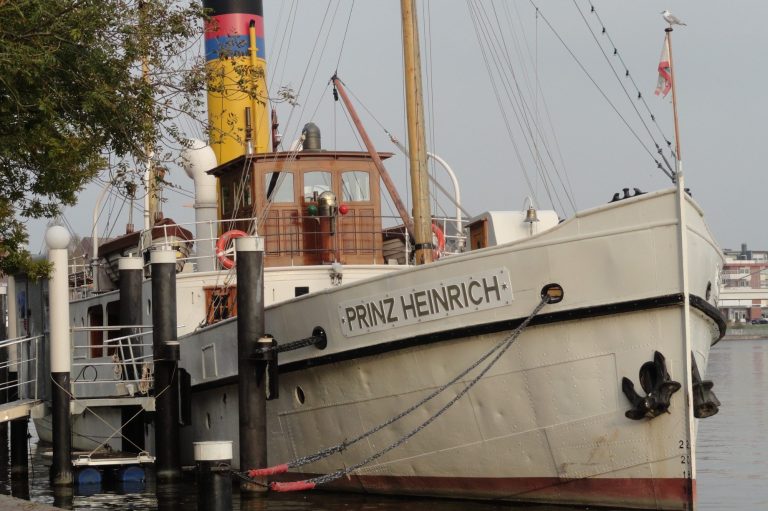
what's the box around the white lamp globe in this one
[45,225,71,250]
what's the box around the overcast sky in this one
[27,0,766,253]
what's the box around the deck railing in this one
[0,335,42,402]
[71,328,154,397]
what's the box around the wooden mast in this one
[401,0,433,264]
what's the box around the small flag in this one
[655,36,672,97]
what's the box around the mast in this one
[401,0,433,264]
[139,0,159,229]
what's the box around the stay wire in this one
[466,2,540,208]
[586,1,676,159]
[573,0,675,180]
[528,0,672,180]
[335,0,355,72]
[481,1,574,213]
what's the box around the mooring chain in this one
[254,334,324,355]
[247,295,551,490]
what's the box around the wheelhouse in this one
[209,149,394,268]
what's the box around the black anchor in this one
[621,351,681,420]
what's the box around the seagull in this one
[661,10,686,26]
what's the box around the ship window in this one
[236,181,252,207]
[88,305,104,358]
[303,171,332,201]
[220,181,234,214]
[342,171,370,202]
[264,172,294,203]
[295,286,309,297]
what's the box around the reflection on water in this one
[0,340,763,510]
[697,339,768,510]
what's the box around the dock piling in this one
[151,249,181,482]
[46,226,73,486]
[235,237,267,493]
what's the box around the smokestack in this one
[204,0,269,164]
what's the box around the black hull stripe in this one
[191,293,726,392]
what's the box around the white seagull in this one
[661,10,687,26]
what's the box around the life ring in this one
[216,229,248,269]
[432,223,446,259]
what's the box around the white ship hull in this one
[177,189,724,509]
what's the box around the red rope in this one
[270,481,316,492]
[247,463,289,477]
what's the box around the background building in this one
[719,243,768,322]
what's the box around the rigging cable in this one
[465,1,541,210]
[528,0,674,181]
[478,1,576,213]
[585,2,676,157]
[573,0,675,179]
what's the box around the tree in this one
[0,0,207,276]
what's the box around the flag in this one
[655,36,672,97]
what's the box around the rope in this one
[247,295,551,489]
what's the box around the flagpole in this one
[666,27,682,166]
[666,23,696,504]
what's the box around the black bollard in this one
[118,257,145,453]
[195,441,233,511]
[46,226,73,486]
[235,237,267,493]
[151,249,181,482]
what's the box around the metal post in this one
[0,291,7,469]
[5,275,26,477]
[151,249,181,482]
[119,257,145,454]
[46,226,73,486]
[235,237,267,493]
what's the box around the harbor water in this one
[0,338,763,510]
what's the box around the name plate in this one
[339,268,513,337]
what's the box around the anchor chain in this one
[246,294,553,491]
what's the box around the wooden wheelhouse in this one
[209,149,395,268]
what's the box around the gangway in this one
[0,399,43,423]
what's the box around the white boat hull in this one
[178,189,724,509]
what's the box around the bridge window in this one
[303,171,332,201]
[342,171,370,202]
[265,172,294,203]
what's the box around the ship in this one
[4,1,724,509]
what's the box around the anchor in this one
[691,353,720,418]
[621,351,681,420]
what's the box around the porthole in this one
[295,386,306,405]
[705,281,712,301]
[541,283,564,304]
[222,393,227,405]
[205,412,211,430]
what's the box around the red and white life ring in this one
[216,229,248,269]
[432,223,446,260]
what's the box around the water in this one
[2,339,764,510]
